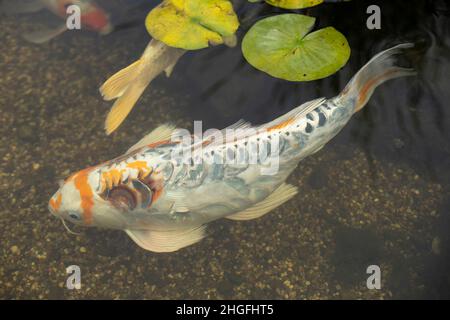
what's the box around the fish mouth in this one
[48,192,62,216]
[48,201,58,217]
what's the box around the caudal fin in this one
[101,39,186,135]
[104,80,149,135]
[340,43,416,113]
[100,59,142,101]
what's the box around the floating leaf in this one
[146,0,239,50]
[249,0,323,9]
[241,14,350,81]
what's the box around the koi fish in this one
[49,44,415,253]
[1,0,113,43]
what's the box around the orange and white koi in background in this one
[49,44,415,253]
[1,0,113,43]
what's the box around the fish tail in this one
[104,80,149,135]
[339,43,417,113]
[101,39,185,135]
[100,59,142,101]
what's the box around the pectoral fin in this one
[100,60,142,101]
[125,226,206,252]
[23,24,67,44]
[227,183,298,221]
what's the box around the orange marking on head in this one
[73,169,95,225]
[127,161,149,170]
[102,171,113,190]
[109,169,122,186]
[267,117,295,132]
[49,193,62,211]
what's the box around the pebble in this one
[17,124,38,143]
[307,168,329,189]
[10,245,20,255]
[217,280,234,297]
[80,247,87,253]
[432,237,441,255]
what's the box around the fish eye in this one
[67,211,81,221]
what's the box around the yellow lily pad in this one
[249,0,323,9]
[146,0,240,50]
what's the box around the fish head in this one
[49,156,173,230]
[59,0,113,34]
[48,166,127,230]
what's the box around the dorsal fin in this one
[127,124,176,153]
[261,97,326,131]
[227,183,298,221]
[198,98,325,147]
[178,98,326,156]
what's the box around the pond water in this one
[0,0,449,299]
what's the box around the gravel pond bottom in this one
[0,4,449,299]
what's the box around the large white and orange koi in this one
[49,44,415,253]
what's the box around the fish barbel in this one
[49,44,416,252]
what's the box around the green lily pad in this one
[249,0,323,9]
[241,14,350,81]
[146,0,239,50]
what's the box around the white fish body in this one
[49,44,416,252]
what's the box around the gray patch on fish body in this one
[116,96,356,231]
